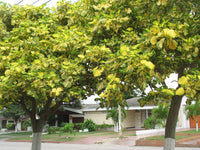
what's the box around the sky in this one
[0,0,180,104]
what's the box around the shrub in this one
[144,104,170,129]
[46,126,60,134]
[97,124,114,129]
[74,123,84,130]
[82,119,96,132]
[6,123,15,130]
[59,123,74,135]
[144,116,156,129]
[60,122,67,127]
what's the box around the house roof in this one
[63,97,157,114]
[81,97,157,112]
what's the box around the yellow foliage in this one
[51,87,63,96]
[93,67,104,77]
[120,45,129,56]
[5,70,10,76]
[107,74,115,80]
[63,97,69,102]
[141,60,155,70]
[176,87,185,96]
[157,38,165,49]
[99,92,106,98]
[78,54,85,59]
[162,89,174,96]
[168,39,177,50]
[178,76,188,86]
[150,36,157,45]
[157,0,167,6]
[115,77,120,83]
[163,28,176,38]
[38,72,44,78]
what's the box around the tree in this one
[185,101,200,132]
[1,104,25,132]
[0,2,96,150]
[0,1,199,150]
[106,104,127,132]
[144,103,170,129]
[67,1,200,150]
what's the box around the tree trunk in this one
[196,118,198,132]
[31,118,47,150]
[164,95,183,150]
[118,104,122,136]
[32,132,42,150]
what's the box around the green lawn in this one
[145,129,198,141]
[177,129,200,134]
[2,129,197,142]
[0,129,136,142]
[6,132,85,142]
[0,130,121,141]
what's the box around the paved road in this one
[0,141,199,150]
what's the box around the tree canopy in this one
[0,0,199,150]
[65,0,199,149]
[0,1,97,150]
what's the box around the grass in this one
[1,131,117,141]
[145,129,199,141]
[177,129,200,134]
[146,135,189,140]
[6,132,85,142]
[0,136,8,139]
[1,131,32,136]
[1,129,136,142]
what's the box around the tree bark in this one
[196,118,198,132]
[118,104,122,136]
[164,95,183,150]
[32,132,42,150]
[31,117,47,150]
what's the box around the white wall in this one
[84,111,113,125]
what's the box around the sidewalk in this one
[0,141,199,150]
[1,128,200,148]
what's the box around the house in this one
[0,114,29,131]
[0,115,14,129]
[0,97,191,131]
[81,97,156,128]
[64,97,190,129]
[61,97,156,128]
